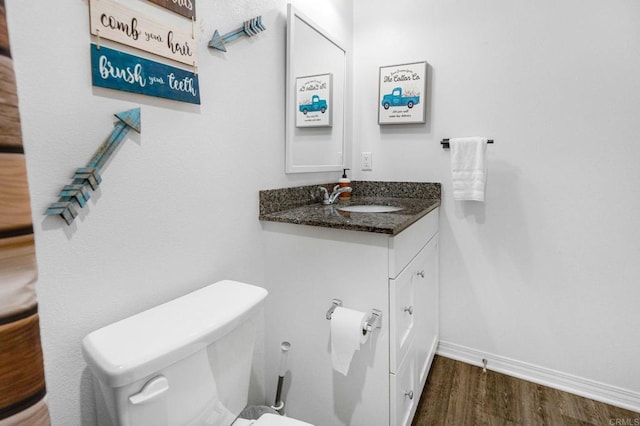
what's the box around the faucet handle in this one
[313,186,329,203]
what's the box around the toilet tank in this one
[82,280,268,426]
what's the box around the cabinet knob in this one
[416,270,425,278]
[404,390,414,400]
[404,306,414,315]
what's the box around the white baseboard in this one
[437,340,640,413]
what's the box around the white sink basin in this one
[337,205,404,213]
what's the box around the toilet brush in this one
[271,341,291,414]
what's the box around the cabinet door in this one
[413,234,439,392]
[390,345,416,426]
[389,260,416,373]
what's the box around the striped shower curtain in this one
[0,1,50,424]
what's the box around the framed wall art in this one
[295,73,332,127]
[378,61,427,125]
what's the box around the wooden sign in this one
[89,0,196,66]
[147,0,196,20]
[91,44,201,104]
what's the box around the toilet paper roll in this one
[330,307,369,376]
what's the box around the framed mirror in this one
[285,4,347,173]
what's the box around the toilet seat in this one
[231,418,253,426]
[233,413,313,426]
[254,414,313,425]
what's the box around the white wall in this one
[7,0,640,422]
[354,0,640,399]
[6,0,352,424]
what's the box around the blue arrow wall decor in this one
[208,15,266,52]
[45,108,141,225]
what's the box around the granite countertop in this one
[259,181,441,236]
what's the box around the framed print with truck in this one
[296,73,332,127]
[378,61,427,125]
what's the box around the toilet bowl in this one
[233,413,312,426]
[82,280,314,426]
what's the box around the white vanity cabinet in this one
[389,224,439,426]
[262,207,439,426]
[387,209,439,426]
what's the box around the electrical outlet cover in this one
[361,152,372,171]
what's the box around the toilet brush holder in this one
[271,341,291,414]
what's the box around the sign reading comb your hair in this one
[89,0,196,66]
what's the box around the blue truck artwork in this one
[299,95,328,114]
[381,87,420,109]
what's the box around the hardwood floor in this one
[413,356,640,426]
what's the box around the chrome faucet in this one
[317,185,352,205]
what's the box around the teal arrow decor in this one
[208,15,266,52]
[45,108,141,225]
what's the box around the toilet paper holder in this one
[363,309,383,334]
[326,299,343,320]
[326,299,383,335]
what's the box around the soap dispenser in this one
[339,168,351,201]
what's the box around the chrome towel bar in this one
[441,138,494,149]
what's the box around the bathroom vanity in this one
[260,182,439,426]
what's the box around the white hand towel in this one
[450,137,488,201]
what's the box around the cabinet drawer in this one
[388,207,438,279]
[390,346,416,426]
[389,266,415,372]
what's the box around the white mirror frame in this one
[285,4,347,173]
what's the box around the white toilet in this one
[82,280,313,426]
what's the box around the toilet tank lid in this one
[82,280,268,388]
